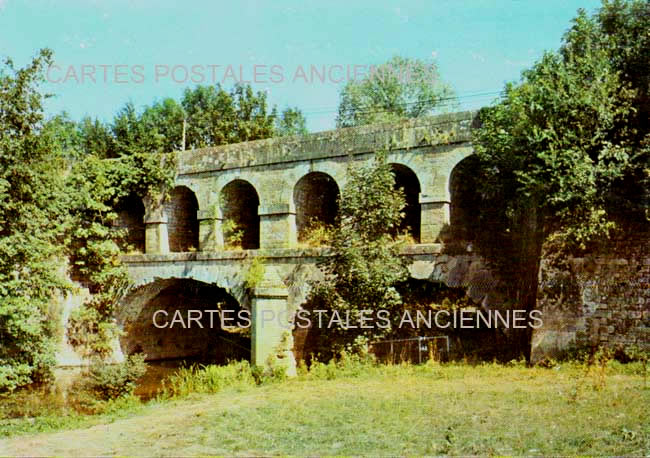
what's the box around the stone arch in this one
[164,186,200,252]
[449,155,481,241]
[293,172,339,243]
[118,278,250,363]
[390,163,421,242]
[114,193,145,253]
[220,179,260,249]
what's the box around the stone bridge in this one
[117,110,493,371]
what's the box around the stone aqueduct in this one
[117,111,492,370]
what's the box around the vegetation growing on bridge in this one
[471,0,650,357]
[1,0,649,392]
[0,49,310,391]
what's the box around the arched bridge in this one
[118,110,491,371]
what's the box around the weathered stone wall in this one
[135,111,477,256]
[164,186,199,252]
[532,234,650,361]
[105,110,648,369]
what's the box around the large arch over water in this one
[118,278,250,363]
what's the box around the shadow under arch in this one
[114,193,146,253]
[293,171,340,243]
[220,179,260,249]
[390,163,421,242]
[117,278,250,363]
[164,186,200,252]
[449,155,482,242]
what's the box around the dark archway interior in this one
[293,172,339,242]
[391,164,421,242]
[165,186,200,252]
[449,156,481,241]
[121,279,250,363]
[115,193,146,253]
[220,180,260,249]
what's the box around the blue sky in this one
[1,0,602,132]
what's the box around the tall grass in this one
[160,361,256,398]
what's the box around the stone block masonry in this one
[71,110,647,372]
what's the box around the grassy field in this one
[1,361,649,455]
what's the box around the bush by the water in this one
[85,354,148,400]
[161,360,256,398]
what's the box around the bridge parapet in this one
[122,111,480,256]
[179,110,477,174]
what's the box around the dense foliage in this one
[336,56,456,127]
[84,354,148,401]
[472,0,650,356]
[307,152,410,355]
[0,49,69,390]
[80,83,308,158]
[0,50,308,391]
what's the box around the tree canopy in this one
[472,0,650,357]
[308,152,409,355]
[77,83,308,159]
[336,56,456,128]
[0,49,69,389]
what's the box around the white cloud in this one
[0,0,6,11]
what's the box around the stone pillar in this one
[251,267,297,376]
[144,212,169,255]
[419,196,450,244]
[143,194,169,254]
[197,209,224,251]
[258,204,297,250]
[145,221,169,254]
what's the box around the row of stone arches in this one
[116,158,479,253]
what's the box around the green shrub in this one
[222,219,245,249]
[298,218,333,247]
[306,351,377,380]
[243,257,266,290]
[161,360,255,398]
[84,354,148,400]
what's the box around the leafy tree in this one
[181,83,278,148]
[564,0,650,220]
[78,116,115,159]
[107,85,308,153]
[42,112,82,159]
[473,0,649,358]
[112,102,168,156]
[308,152,409,355]
[140,98,185,153]
[0,49,69,390]
[275,107,308,137]
[336,56,456,128]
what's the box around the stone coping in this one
[121,243,443,263]
[177,111,478,174]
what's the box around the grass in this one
[1,360,649,455]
